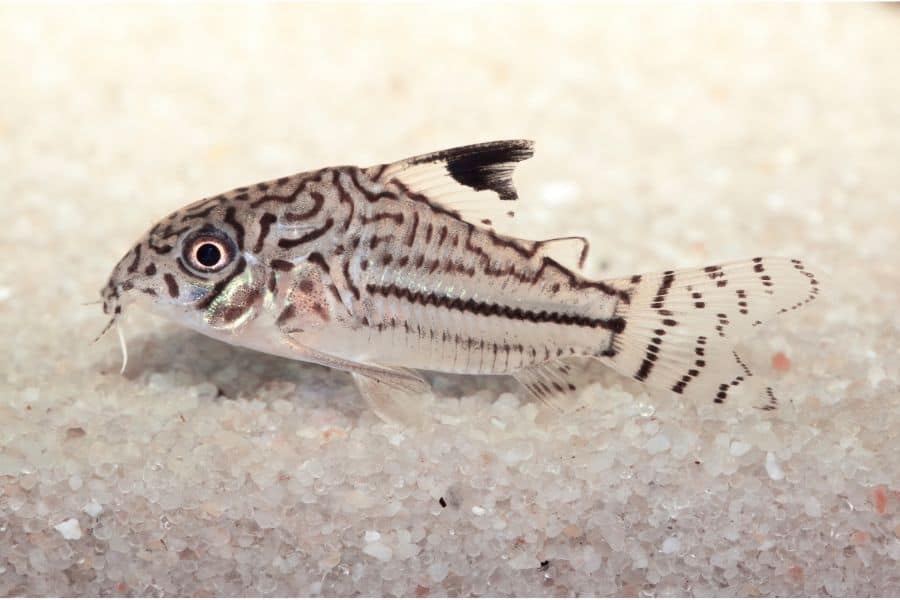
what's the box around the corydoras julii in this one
[100,140,820,423]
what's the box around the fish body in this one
[101,140,819,422]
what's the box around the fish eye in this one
[182,230,235,273]
[196,242,222,267]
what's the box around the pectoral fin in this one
[351,370,433,427]
[280,332,433,425]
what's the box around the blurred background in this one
[4,2,898,369]
[4,3,898,289]
[1,4,899,596]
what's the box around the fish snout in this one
[100,280,123,316]
[101,243,146,316]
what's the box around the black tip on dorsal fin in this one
[409,140,534,200]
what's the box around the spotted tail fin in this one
[598,257,820,409]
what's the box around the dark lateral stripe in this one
[254,213,278,253]
[366,283,626,331]
[195,257,247,310]
[126,244,142,273]
[223,206,245,250]
[277,218,334,249]
[163,273,180,298]
[284,191,324,222]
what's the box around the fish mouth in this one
[99,280,124,317]
[100,273,141,315]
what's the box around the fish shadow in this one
[99,325,515,411]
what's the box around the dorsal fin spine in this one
[378,139,535,203]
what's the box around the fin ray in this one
[513,359,591,413]
[533,236,589,271]
[598,257,819,408]
[351,368,433,426]
[280,331,433,424]
[371,139,534,230]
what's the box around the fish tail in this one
[597,257,820,409]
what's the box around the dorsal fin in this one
[369,140,534,229]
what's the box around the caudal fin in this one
[599,257,820,409]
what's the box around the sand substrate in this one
[1,4,899,596]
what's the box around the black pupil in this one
[196,243,222,267]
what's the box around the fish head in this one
[100,198,270,335]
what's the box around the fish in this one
[99,140,820,423]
